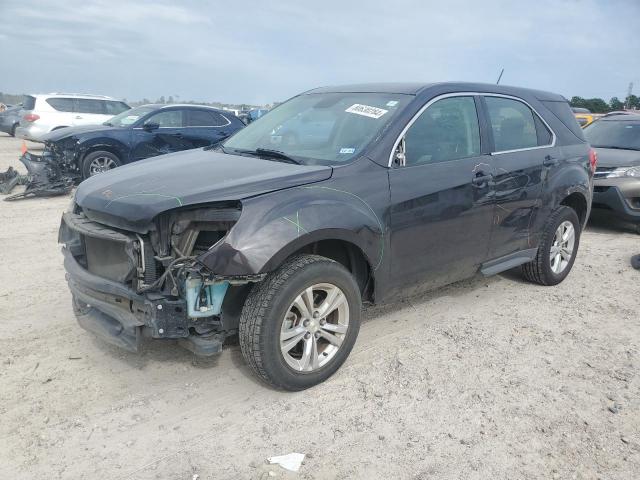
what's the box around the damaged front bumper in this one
[59,212,253,356]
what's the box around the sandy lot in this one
[0,134,638,480]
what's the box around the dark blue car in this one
[40,104,244,179]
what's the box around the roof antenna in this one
[496,68,504,85]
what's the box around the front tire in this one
[82,150,121,179]
[239,254,361,391]
[522,206,581,285]
[10,123,17,137]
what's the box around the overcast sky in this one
[1,0,638,105]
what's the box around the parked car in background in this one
[0,104,23,136]
[572,107,596,127]
[584,112,640,230]
[59,82,594,390]
[242,108,270,124]
[39,104,244,179]
[15,93,130,142]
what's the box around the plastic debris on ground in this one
[267,452,305,472]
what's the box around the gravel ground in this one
[0,134,638,480]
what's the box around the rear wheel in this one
[522,206,581,285]
[82,150,121,179]
[9,123,17,137]
[239,254,361,390]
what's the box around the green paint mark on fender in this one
[300,185,384,270]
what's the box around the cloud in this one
[0,0,638,104]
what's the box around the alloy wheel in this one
[549,220,575,274]
[280,283,349,372]
[89,156,117,176]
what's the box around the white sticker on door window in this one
[345,104,388,119]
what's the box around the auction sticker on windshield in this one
[345,104,388,119]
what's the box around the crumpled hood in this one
[75,148,332,229]
[42,124,116,142]
[594,147,640,168]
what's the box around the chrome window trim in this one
[388,92,557,167]
[131,111,231,129]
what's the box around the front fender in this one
[78,138,129,162]
[197,185,384,276]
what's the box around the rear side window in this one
[104,101,129,115]
[485,97,540,151]
[23,96,36,110]
[46,97,76,112]
[541,100,585,141]
[76,99,105,114]
[186,110,231,127]
[404,96,481,165]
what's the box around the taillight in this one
[589,148,598,173]
[23,113,40,122]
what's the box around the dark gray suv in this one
[59,82,594,390]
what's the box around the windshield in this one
[584,120,640,150]
[223,92,411,164]
[105,105,156,127]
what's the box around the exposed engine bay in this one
[59,202,264,355]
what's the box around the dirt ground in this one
[0,134,638,480]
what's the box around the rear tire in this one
[239,254,361,391]
[522,206,581,285]
[9,123,17,137]
[82,150,121,179]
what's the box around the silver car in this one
[15,93,130,142]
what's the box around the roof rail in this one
[46,93,114,99]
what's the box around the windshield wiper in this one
[103,122,113,126]
[229,147,302,164]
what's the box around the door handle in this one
[472,172,493,187]
[74,116,83,119]
[543,155,559,167]
[172,132,183,138]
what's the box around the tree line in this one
[570,95,640,113]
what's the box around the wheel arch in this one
[560,191,589,227]
[262,233,375,302]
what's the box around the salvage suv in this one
[59,83,594,390]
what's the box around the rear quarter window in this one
[23,95,36,110]
[541,100,585,141]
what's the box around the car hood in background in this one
[42,124,117,142]
[75,149,333,231]
[594,147,640,168]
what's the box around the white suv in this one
[16,93,130,142]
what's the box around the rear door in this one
[183,109,234,146]
[481,95,556,259]
[73,99,108,126]
[389,95,495,289]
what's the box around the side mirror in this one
[143,121,159,132]
[393,138,406,166]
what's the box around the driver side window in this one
[404,96,481,166]
[145,110,184,128]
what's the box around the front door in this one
[389,95,495,289]
[131,109,194,160]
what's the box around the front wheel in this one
[239,254,361,391]
[82,150,121,179]
[522,206,581,285]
